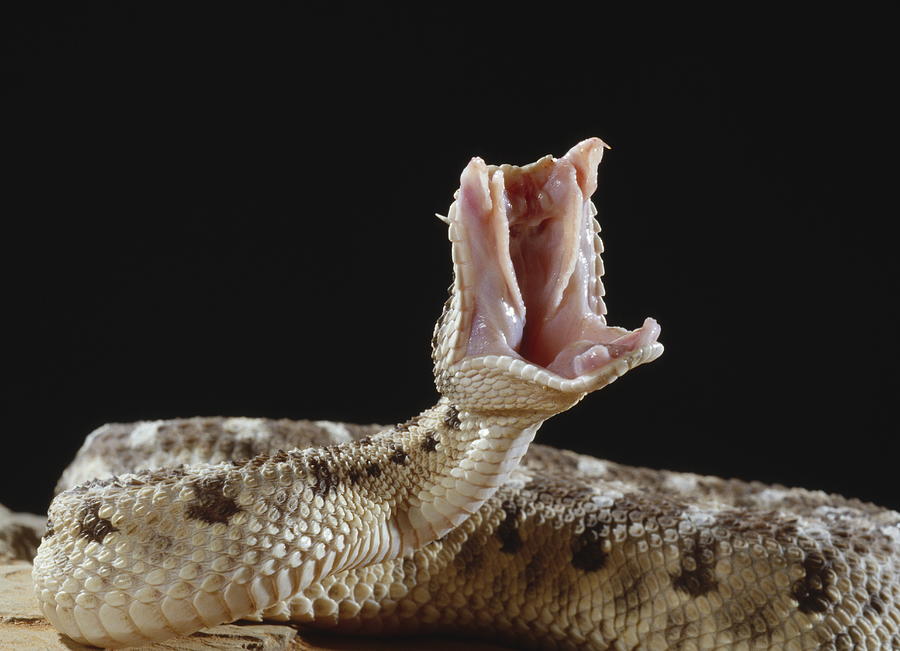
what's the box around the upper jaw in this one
[440,138,662,393]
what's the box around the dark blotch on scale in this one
[444,405,461,430]
[791,550,836,614]
[77,499,118,543]
[421,431,439,452]
[867,593,886,616]
[496,500,523,553]
[308,455,338,496]
[389,445,409,465]
[185,476,241,524]
[366,463,382,478]
[571,522,608,571]
[672,533,718,597]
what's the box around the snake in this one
[33,139,899,649]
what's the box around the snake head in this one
[432,138,663,412]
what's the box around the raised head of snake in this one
[33,138,662,647]
[433,137,661,413]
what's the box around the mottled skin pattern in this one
[56,417,900,649]
[32,140,900,649]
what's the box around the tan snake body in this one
[33,140,899,649]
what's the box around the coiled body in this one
[51,417,900,649]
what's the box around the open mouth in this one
[445,138,661,386]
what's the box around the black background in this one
[3,7,897,516]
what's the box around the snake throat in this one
[447,138,661,383]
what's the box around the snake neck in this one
[373,399,546,559]
[243,399,547,579]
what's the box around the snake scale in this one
[33,140,899,649]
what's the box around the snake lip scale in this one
[33,140,898,650]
